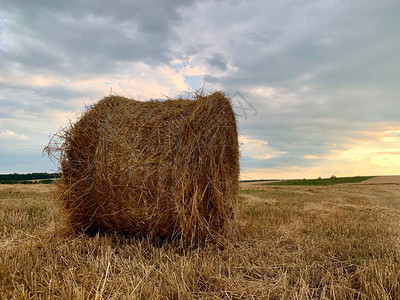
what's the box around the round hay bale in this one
[47,91,239,245]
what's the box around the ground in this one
[0,178,399,299]
[360,176,400,184]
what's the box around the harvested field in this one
[1,182,399,299]
[359,175,400,185]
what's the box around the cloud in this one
[207,53,228,71]
[246,87,276,98]
[179,65,205,77]
[239,135,285,160]
[304,155,319,160]
[337,127,400,174]
[0,0,196,76]
[239,123,400,179]
[0,130,28,140]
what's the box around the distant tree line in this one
[0,172,61,184]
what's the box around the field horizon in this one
[1,173,400,184]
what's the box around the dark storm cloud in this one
[0,0,195,76]
[207,53,227,71]
[0,80,94,120]
[218,0,400,105]
[0,81,90,100]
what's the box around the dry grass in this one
[1,182,400,299]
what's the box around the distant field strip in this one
[265,176,375,186]
[360,175,400,184]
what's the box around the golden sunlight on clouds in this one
[339,127,400,175]
[1,63,192,106]
[239,135,285,160]
[93,64,189,99]
[0,72,56,88]
[31,76,58,87]
[241,125,400,180]
[179,65,205,77]
[159,66,188,92]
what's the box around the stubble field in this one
[0,181,399,299]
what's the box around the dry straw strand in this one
[46,91,239,246]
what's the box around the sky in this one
[0,0,399,179]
